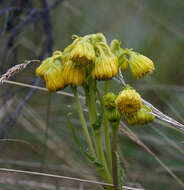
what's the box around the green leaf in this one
[67,113,104,169]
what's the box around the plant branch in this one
[73,87,95,156]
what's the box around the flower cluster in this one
[36,33,155,125]
[36,33,122,91]
[110,39,154,79]
[103,85,155,125]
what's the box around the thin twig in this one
[0,168,144,190]
[3,79,85,99]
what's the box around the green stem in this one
[104,81,112,171]
[73,87,95,157]
[87,78,112,183]
[104,112,112,171]
[111,121,121,190]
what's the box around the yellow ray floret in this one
[92,54,118,81]
[62,61,86,86]
[70,40,95,66]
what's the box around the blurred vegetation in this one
[0,0,184,189]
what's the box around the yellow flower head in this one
[92,43,118,81]
[62,61,86,86]
[70,38,95,66]
[110,39,128,71]
[115,86,142,115]
[129,52,155,79]
[36,57,65,91]
[44,59,65,91]
[62,36,82,65]
[103,92,116,109]
[125,104,155,125]
[36,57,53,78]
[106,108,121,122]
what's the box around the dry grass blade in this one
[0,60,40,85]
[119,122,184,188]
[0,168,144,190]
[0,138,39,153]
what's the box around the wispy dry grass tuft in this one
[0,60,40,85]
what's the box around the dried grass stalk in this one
[0,60,40,85]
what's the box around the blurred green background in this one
[0,0,184,189]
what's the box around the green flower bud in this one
[125,104,155,125]
[103,92,117,109]
[106,108,121,122]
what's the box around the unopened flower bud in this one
[115,86,142,115]
[125,104,155,125]
[129,52,155,79]
[103,92,117,109]
[106,108,121,122]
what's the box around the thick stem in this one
[104,81,112,170]
[111,122,120,190]
[104,112,112,171]
[73,87,95,156]
[87,78,112,184]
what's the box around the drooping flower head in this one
[36,57,53,78]
[125,104,155,125]
[69,35,95,66]
[44,59,65,91]
[115,85,142,115]
[92,42,118,81]
[36,51,65,91]
[62,61,86,86]
[61,36,82,65]
[129,51,155,79]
